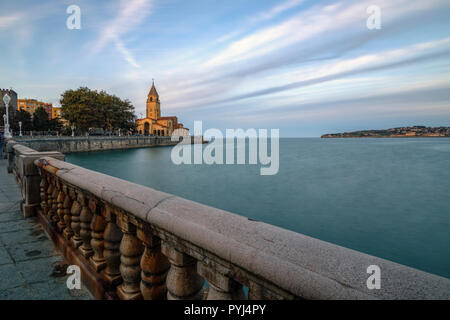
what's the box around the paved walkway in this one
[0,152,92,300]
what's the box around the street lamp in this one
[19,121,22,137]
[2,93,11,138]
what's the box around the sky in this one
[1,0,450,137]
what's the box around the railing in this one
[5,140,450,300]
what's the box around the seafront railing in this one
[4,139,450,300]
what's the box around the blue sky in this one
[1,0,450,136]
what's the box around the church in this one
[136,82,189,136]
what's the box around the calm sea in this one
[66,138,450,278]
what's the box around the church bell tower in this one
[146,80,160,120]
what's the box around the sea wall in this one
[11,136,190,153]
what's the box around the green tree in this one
[12,109,32,132]
[32,107,51,132]
[48,118,62,132]
[60,87,136,134]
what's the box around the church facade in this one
[136,82,188,136]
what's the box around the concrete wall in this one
[12,136,191,153]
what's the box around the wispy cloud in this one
[251,0,306,22]
[0,13,21,29]
[216,0,306,44]
[91,0,153,67]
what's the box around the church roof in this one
[148,81,159,97]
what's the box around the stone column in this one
[140,234,170,300]
[117,221,143,300]
[14,151,65,217]
[56,182,66,232]
[161,242,204,300]
[46,177,54,219]
[62,186,74,240]
[50,181,59,223]
[103,208,122,285]
[39,176,48,216]
[90,201,106,272]
[197,262,245,300]
[79,193,93,258]
[248,281,282,300]
[70,191,83,248]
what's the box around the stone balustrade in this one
[4,140,450,300]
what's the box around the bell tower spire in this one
[146,79,160,119]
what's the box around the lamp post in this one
[71,125,75,137]
[3,94,12,138]
[19,121,22,137]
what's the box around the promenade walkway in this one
[0,152,92,300]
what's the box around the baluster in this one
[117,221,143,300]
[39,176,48,216]
[51,180,59,223]
[71,191,83,248]
[63,186,74,240]
[248,282,282,300]
[197,262,245,300]
[140,234,170,300]
[90,200,106,272]
[46,177,54,219]
[103,207,122,285]
[56,183,66,232]
[161,242,204,300]
[79,193,93,258]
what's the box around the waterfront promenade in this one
[0,154,92,300]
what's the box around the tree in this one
[60,87,136,134]
[12,109,32,132]
[48,118,62,132]
[32,107,51,132]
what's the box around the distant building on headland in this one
[136,81,189,136]
[321,126,450,138]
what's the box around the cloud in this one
[251,0,306,22]
[158,36,450,113]
[220,85,450,124]
[216,0,306,44]
[138,0,449,115]
[0,13,21,29]
[91,0,153,67]
[114,38,140,68]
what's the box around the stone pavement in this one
[0,152,92,300]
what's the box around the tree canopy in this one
[32,107,52,131]
[60,87,136,134]
[12,109,32,132]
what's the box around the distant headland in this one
[321,126,450,138]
